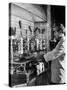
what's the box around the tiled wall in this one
[10,3,46,39]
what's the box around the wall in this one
[10,3,47,39]
[13,3,46,22]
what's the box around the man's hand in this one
[33,52,44,62]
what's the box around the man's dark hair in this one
[53,23,65,35]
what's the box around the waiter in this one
[33,23,65,84]
[43,23,65,84]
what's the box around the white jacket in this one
[44,36,65,83]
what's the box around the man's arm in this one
[44,38,65,62]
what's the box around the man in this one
[33,23,65,84]
[43,24,65,84]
